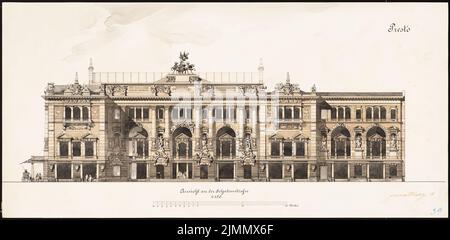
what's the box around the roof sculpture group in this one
[171,52,196,74]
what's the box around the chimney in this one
[88,58,94,84]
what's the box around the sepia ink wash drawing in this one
[21,52,405,182]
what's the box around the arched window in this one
[390,108,397,120]
[331,126,351,158]
[373,107,380,120]
[128,126,148,158]
[366,107,372,120]
[337,107,344,120]
[216,127,236,158]
[366,127,386,158]
[73,107,81,120]
[356,109,362,119]
[173,127,192,159]
[345,107,351,120]
[82,107,89,120]
[65,107,72,120]
[380,107,386,119]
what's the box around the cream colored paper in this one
[2,3,448,218]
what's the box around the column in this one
[282,163,285,179]
[280,142,283,157]
[81,141,85,157]
[265,163,269,179]
[88,106,91,121]
[293,141,297,156]
[81,164,84,180]
[233,162,236,179]
[176,163,179,178]
[307,163,310,179]
[383,163,386,179]
[164,107,170,138]
[70,107,74,120]
[291,164,294,180]
[147,163,150,179]
[367,164,370,180]
[68,141,72,158]
[251,106,257,137]
[305,141,308,158]
[208,107,214,138]
[71,163,74,179]
[134,107,137,120]
[80,107,83,121]
[55,164,58,179]
[95,163,99,179]
[347,163,350,180]
[331,163,334,180]
[94,141,97,158]
[334,141,337,158]
[344,140,347,159]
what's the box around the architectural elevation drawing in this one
[24,52,405,182]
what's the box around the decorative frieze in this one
[105,85,128,96]
[150,85,172,96]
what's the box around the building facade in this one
[33,54,405,182]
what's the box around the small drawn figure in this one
[390,134,398,150]
[355,134,362,148]
[22,169,30,182]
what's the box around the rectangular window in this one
[269,163,282,179]
[157,107,164,119]
[391,109,397,120]
[136,163,147,179]
[200,165,208,179]
[143,108,149,120]
[156,165,164,179]
[271,141,280,156]
[128,108,135,119]
[56,163,72,179]
[243,165,252,179]
[294,107,300,119]
[283,142,292,156]
[334,162,348,179]
[72,142,81,157]
[296,141,305,156]
[222,141,231,157]
[294,163,308,179]
[354,165,363,177]
[60,141,69,157]
[369,162,383,179]
[137,141,144,157]
[136,108,142,120]
[389,165,398,177]
[85,141,94,157]
[284,107,292,119]
[356,109,362,119]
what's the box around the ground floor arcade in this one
[42,160,404,182]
